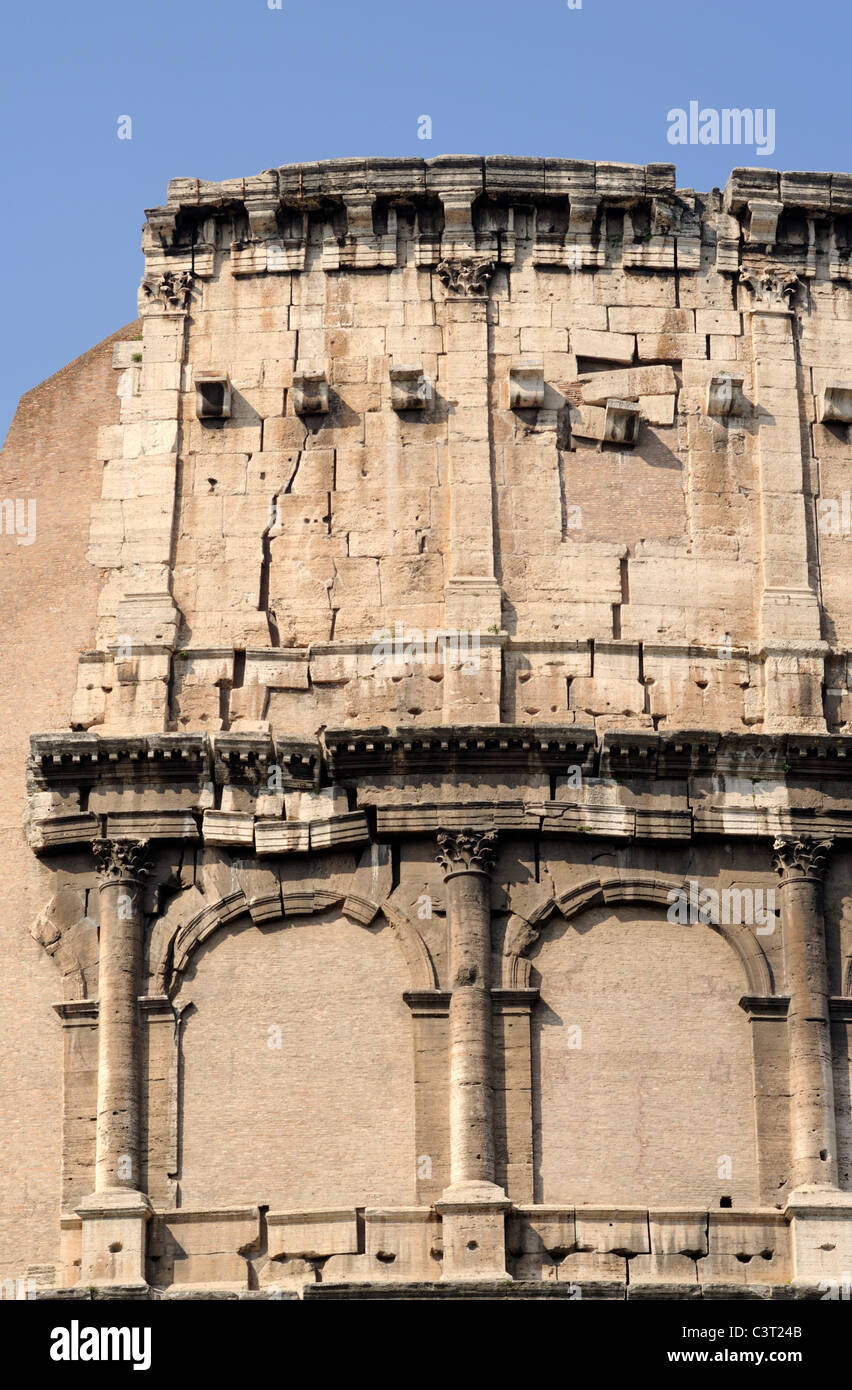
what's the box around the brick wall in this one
[0,319,140,1278]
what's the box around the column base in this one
[785,1185,852,1287]
[75,1188,152,1287]
[437,1183,511,1281]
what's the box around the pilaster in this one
[740,264,825,731]
[435,827,510,1280]
[437,260,502,722]
[772,836,837,1190]
[76,838,152,1287]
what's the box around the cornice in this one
[323,725,598,778]
[142,158,852,288]
[25,726,852,857]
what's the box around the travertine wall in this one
[8,158,852,1298]
[66,157,852,741]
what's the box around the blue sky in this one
[1,0,849,441]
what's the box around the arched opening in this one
[175,913,415,1209]
[529,904,759,1206]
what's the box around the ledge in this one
[25,726,852,854]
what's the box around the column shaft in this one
[438,828,502,1193]
[773,836,838,1188]
[447,872,494,1185]
[93,839,150,1193]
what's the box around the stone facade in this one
[6,156,852,1296]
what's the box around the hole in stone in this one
[820,1149,828,1161]
[720,1196,732,1208]
[467,1241,478,1251]
[108,1242,122,1253]
[375,1251,396,1263]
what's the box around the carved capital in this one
[142,269,193,310]
[772,835,833,884]
[93,838,152,888]
[436,258,494,297]
[436,828,498,878]
[739,261,800,310]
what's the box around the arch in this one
[502,871,773,995]
[155,884,435,994]
[175,893,417,1211]
[530,884,761,1205]
[29,888,96,1000]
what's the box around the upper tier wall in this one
[70,159,852,737]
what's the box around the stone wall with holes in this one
[52,159,852,740]
[11,159,852,1293]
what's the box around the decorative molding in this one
[771,835,833,884]
[324,726,597,779]
[142,269,193,310]
[155,883,435,994]
[436,828,499,878]
[403,989,451,1017]
[24,729,852,856]
[739,995,790,1020]
[738,262,800,310]
[492,987,540,1013]
[92,838,152,888]
[52,999,99,1025]
[501,873,773,996]
[379,900,439,990]
[436,258,495,297]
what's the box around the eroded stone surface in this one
[8,158,852,1299]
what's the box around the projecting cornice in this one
[141,157,852,286]
[24,725,852,856]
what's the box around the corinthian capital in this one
[436,828,499,878]
[772,835,833,884]
[93,838,152,887]
[436,257,494,298]
[738,261,800,310]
